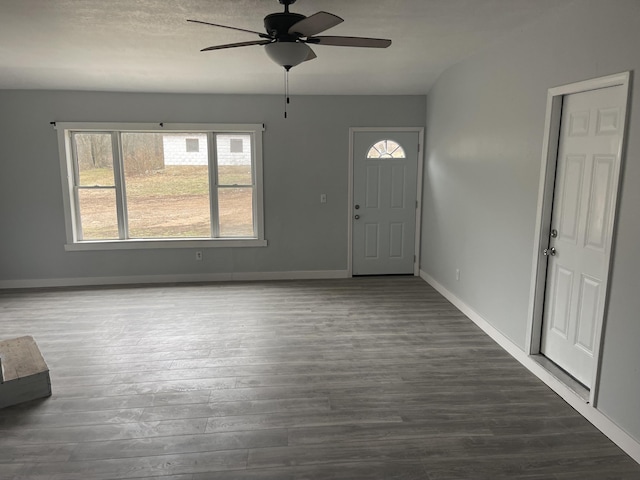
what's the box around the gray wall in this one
[0,92,425,282]
[421,0,640,440]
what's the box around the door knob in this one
[354,215,360,220]
[543,247,556,256]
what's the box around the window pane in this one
[216,134,253,185]
[74,133,114,186]
[122,133,211,238]
[218,187,254,237]
[366,139,406,159]
[77,188,119,240]
[185,138,199,152]
[230,138,244,153]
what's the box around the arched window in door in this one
[366,139,406,159]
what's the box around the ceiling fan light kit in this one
[264,42,311,69]
[188,0,391,116]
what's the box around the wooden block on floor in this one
[0,335,52,409]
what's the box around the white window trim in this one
[55,122,267,250]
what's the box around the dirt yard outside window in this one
[77,166,254,240]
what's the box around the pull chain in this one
[284,67,291,119]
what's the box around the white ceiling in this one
[0,0,570,95]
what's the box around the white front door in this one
[541,85,626,388]
[352,131,419,275]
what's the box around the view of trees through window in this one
[72,132,254,240]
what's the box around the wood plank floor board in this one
[555,470,640,480]
[0,391,213,417]
[44,345,212,359]
[0,463,28,479]
[49,377,239,399]
[117,476,194,480]
[206,411,405,434]
[50,360,177,378]
[397,400,579,423]
[287,420,493,446]
[0,442,77,463]
[168,350,511,371]
[44,350,214,367]
[49,373,118,387]
[485,415,599,435]
[69,429,288,461]
[318,346,511,363]
[192,461,430,480]
[0,418,209,446]
[421,448,635,479]
[17,449,248,480]
[234,372,406,389]
[330,397,575,415]
[139,397,330,422]
[0,407,145,429]
[246,432,618,471]
[1,277,638,479]
[329,390,515,408]
[246,440,431,469]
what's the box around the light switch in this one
[320,194,327,204]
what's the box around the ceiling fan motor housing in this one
[264,12,306,39]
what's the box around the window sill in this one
[64,238,268,251]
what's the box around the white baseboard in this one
[0,270,349,289]
[420,269,640,465]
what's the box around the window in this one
[229,138,244,153]
[367,139,406,159]
[185,138,199,152]
[56,123,265,250]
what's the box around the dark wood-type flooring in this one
[0,277,638,479]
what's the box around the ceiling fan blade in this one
[187,19,270,39]
[289,12,343,37]
[201,40,272,52]
[304,47,317,62]
[307,36,392,48]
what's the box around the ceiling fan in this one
[187,0,392,71]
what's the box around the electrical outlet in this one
[195,251,203,261]
[456,269,460,281]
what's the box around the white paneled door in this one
[541,85,626,388]
[352,131,419,275]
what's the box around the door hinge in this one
[414,255,416,262]
[416,200,418,209]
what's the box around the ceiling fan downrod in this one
[279,0,297,14]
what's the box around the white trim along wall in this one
[420,269,640,465]
[0,270,349,289]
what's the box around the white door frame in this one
[526,72,631,405]
[348,127,425,277]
